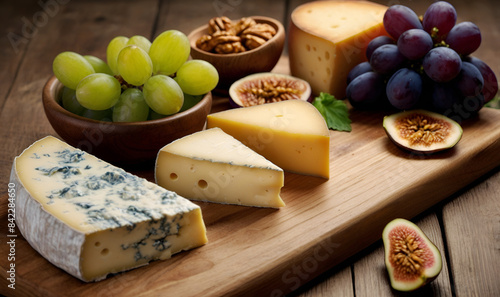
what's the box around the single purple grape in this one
[346,72,385,109]
[386,68,423,110]
[445,22,482,55]
[370,44,406,75]
[397,29,433,60]
[423,1,457,40]
[454,62,484,97]
[464,56,498,103]
[383,5,423,40]
[423,47,462,82]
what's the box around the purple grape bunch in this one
[346,1,498,122]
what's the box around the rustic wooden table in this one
[1,0,499,296]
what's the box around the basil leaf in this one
[312,92,352,132]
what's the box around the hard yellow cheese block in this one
[206,100,330,179]
[10,136,207,282]
[156,128,285,208]
[288,0,388,98]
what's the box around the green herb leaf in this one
[312,92,352,132]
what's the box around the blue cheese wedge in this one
[155,128,285,208]
[10,136,207,282]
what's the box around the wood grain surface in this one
[1,106,500,296]
[1,1,499,296]
[293,167,500,297]
[442,172,500,296]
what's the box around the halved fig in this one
[383,109,463,154]
[228,72,312,108]
[383,218,442,292]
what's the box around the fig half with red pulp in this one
[382,218,443,291]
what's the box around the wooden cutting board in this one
[2,106,500,297]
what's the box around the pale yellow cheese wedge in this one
[289,0,388,98]
[206,100,330,179]
[156,128,285,208]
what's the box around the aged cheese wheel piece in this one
[207,100,330,179]
[156,128,285,208]
[11,136,207,282]
[289,0,389,98]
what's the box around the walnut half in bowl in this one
[188,16,285,89]
[196,16,278,54]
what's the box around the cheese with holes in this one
[10,136,207,282]
[155,128,285,208]
[289,0,388,98]
[206,100,330,179]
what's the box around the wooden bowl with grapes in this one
[188,16,285,90]
[42,75,212,166]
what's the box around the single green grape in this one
[112,88,150,122]
[127,35,151,53]
[53,51,95,90]
[81,108,113,121]
[61,87,86,116]
[76,73,121,110]
[179,93,203,112]
[117,45,152,86]
[174,59,219,95]
[149,30,190,76]
[83,55,114,75]
[143,75,184,115]
[106,36,129,75]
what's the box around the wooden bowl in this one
[42,76,212,165]
[188,16,285,90]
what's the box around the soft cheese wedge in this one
[156,128,285,208]
[206,100,330,179]
[10,136,207,282]
[289,0,388,97]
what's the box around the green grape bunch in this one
[52,30,219,122]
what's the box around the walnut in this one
[195,34,214,52]
[241,23,277,40]
[233,17,257,35]
[241,23,277,50]
[196,31,244,53]
[208,32,243,54]
[242,35,266,50]
[196,16,277,54]
[208,16,233,35]
[213,38,244,53]
[215,41,246,54]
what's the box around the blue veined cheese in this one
[155,128,285,208]
[10,136,207,282]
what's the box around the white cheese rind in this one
[155,128,285,208]
[11,136,207,282]
[12,166,86,279]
